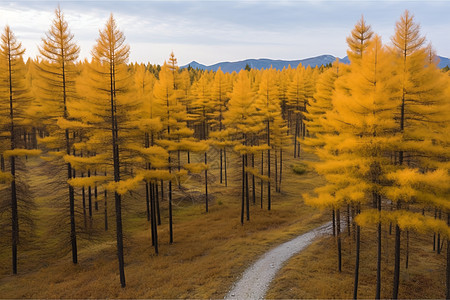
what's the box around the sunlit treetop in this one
[39,6,79,64]
[92,13,129,65]
[390,10,426,57]
[346,15,374,62]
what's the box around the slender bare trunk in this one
[337,208,341,272]
[241,154,245,225]
[251,153,255,204]
[446,213,450,300]
[224,149,228,187]
[353,213,361,299]
[205,152,208,212]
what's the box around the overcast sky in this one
[1,1,449,66]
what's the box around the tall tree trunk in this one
[406,230,409,268]
[151,182,158,254]
[390,202,393,235]
[145,181,150,221]
[293,116,298,158]
[278,149,282,192]
[160,180,164,201]
[245,154,249,221]
[220,149,223,184]
[337,208,342,272]
[241,154,245,225]
[376,195,382,299]
[177,150,181,189]
[32,127,37,149]
[224,149,228,187]
[393,223,401,299]
[88,170,92,220]
[60,46,78,264]
[169,156,173,244]
[267,120,271,211]
[298,118,302,157]
[438,210,442,254]
[205,152,208,213]
[114,191,125,287]
[82,174,86,229]
[10,155,18,274]
[446,213,450,300]
[393,88,405,298]
[110,66,125,288]
[434,208,437,251]
[104,187,108,231]
[261,151,264,209]
[251,153,255,204]
[302,114,306,138]
[352,205,356,240]
[275,149,278,192]
[353,208,361,300]
[150,182,155,246]
[94,170,98,211]
[156,182,161,225]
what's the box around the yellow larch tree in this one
[224,70,261,224]
[209,68,232,185]
[37,6,80,264]
[346,15,374,62]
[90,13,131,287]
[255,67,282,210]
[302,20,375,284]
[331,35,398,298]
[153,62,187,242]
[0,25,38,274]
[386,10,449,299]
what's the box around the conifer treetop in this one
[390,10,426,57]
[346,15,374,62]
[92,13,129,65]
[1,26,25,59]
[39,6,79,63]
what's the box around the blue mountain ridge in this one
[181,55,449,73]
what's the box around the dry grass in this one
[266,222,446,299]
[0,150,329,298]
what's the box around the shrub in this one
[292,163,308,175]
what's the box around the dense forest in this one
[0,7,449,299]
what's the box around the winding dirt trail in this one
[225,222,332,300]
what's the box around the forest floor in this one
[0,149,329,298]
[225,222,331,299]
[1,148,446,299]
[266,218,447,299]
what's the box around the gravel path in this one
[225,222,332,300]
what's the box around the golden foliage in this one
[356,209,450,237]
[3,149,41,158]
[0,170,13,183]
[56,117,92,130]
[184,163,208,173]
[139,169,173,181]
[67,176,108,188]
[63,154,108,172]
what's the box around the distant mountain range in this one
[181,54,450,73]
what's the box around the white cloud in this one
[1,0,449,66]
